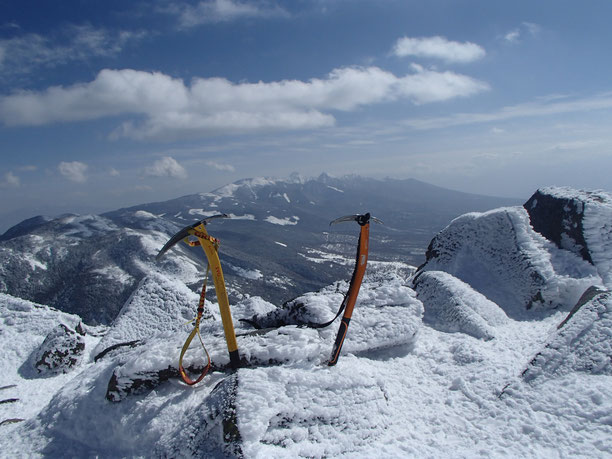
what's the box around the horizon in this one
[2,1,612,231]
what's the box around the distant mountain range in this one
[0,174,519,324]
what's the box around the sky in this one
[1,0,612,232]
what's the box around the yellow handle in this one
[192,224,241,369]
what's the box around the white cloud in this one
[109,168,120,176]
[206,160,235,172]
[144,156,187,179]
[392,36,485,63]
[0,66,488,139]
[163,0,288,28]
[504,30,520,43]
[58,161,88,183]
[402,92,612,130]
[0,171,20,187]
[503,22,541,44]
[0,25,145,76]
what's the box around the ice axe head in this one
[329,213,383,226]
[156,214,229,261]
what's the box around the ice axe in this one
[156,214,241,384]
[328,212,382,366]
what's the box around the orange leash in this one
[178,265,212,385]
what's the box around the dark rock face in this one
[524,187,612,267]
[33,323,86,375]
[524,189,592,263]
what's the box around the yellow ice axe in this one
[156,215,240,383]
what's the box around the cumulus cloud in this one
[206,160,235,172]
[0,171,20,188]
[392,36,485,63]
[0,66,488,139]
[58,161,88,183]
[0,24,145,76]
[145,156,187,179]
[162,0,288,27]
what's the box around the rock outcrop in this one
[522,287,612,382]
[413,270,507,340]
[524,187,612,286]
[33,323,86,376]
[414,206,599,318]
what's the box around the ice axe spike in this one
[156,214,230,261]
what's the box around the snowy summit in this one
[0,186,611,457]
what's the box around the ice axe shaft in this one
[328,213,380,366]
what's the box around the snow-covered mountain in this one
[1,185,610,457]
[0,174,517,324]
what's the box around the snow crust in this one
[2,273,612,457]
[522,289,612,382]
[415,270,507,340]
[93,272,204,354]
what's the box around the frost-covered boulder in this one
[160,373,242,458]
[243,276,424,354]
[522,287,612,382]
[416,207,600,318]
[32,323,86,376]
[104,277,423,401]
[524,187,612,286]
[93,272,208,356]
[413,271,507,340]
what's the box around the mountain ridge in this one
[0,174,519,324]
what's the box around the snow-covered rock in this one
[104,277,423,401]
[522,287,612,382]
[2,185,612,458]
[242,276,423,355]
[416,206,601,318]
[32,323,86,376]
[413,270,507,340]
[525,186,612,286]
[93,272,206,355]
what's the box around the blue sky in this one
[1,0,612,231]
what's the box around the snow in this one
[227,263,264,280]
[91,265,133,286]
[580,191,612,286]
[265,215,299,226]
[2,271,612,457]
[415,270,507,340]
[133,210,157,220]
[228,213,256,220]
[188,208,219,218]
[21,252,47,271]
[1,189,612,458]
[0,293,106,430]
[298,248,352,265]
